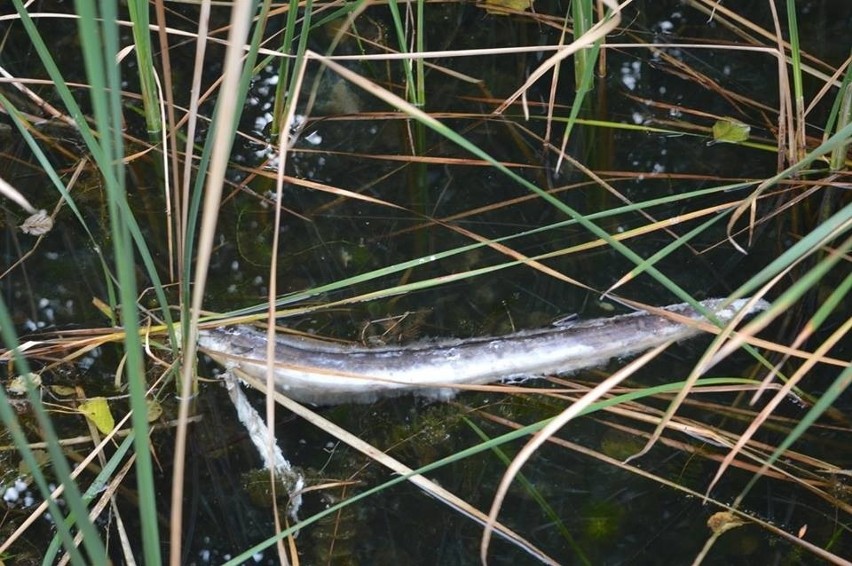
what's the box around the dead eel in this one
[198,297,769,405]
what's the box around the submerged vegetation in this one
[0,0,849,563]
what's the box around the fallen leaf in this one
[8,373,41,395]
[50,384,77,397]
[147,399,163,422]
[79,397,115,434]
[712,119,750,143]
[707,511,746,535]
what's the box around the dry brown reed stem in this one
[168,0,257,562]
[0,65,77,126]
[176,0,212,283]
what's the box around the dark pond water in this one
[1,0,850,564]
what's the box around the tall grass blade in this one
[127,0,162,137]
[828,54,852,170]
[173,0,268,561]
[572,0,595,90]
[73,0,162,562]
[785,0,805,158]
[386,0,421,106]
[270,0,302,137]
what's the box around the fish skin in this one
[198,298,769,405]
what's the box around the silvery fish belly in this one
[197,298,769,405]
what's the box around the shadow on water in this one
[1,0,849,563]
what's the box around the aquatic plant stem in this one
[128,0,161,137]
[170,2,256,563]
[263,1,311,559]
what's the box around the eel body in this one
[198,298,768,405]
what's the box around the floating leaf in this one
[146,399,163,422]
[712,119,750,143]
[483,0,532,15]
[707,511,746,535]
[79,397,115,434]
[8,373,41,395]
[50,384,77,397]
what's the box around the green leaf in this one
[712,119,750,143]
[146,399,163,422]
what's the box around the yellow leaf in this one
[79,397,115,434]
[50,384,77,397]
[712,119,750,143]
[483,0,532,16]
[91,297,115,320]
